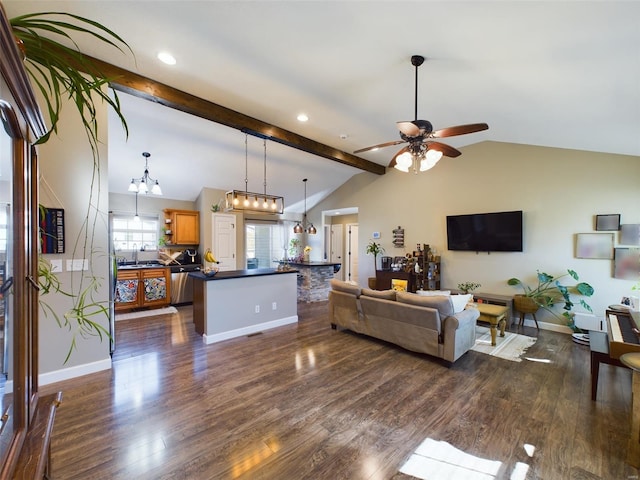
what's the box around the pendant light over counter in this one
[225,131,284,214]
[293,178,316,235]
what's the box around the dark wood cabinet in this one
[375,270,416,292]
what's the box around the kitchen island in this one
[284,261,341,303]
[190,268,298,345]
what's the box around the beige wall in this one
[37,91,111,375]
[309,141,640,327]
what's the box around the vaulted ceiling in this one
[5,1,639,212]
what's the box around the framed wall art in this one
[595,214,620,231]
[575,233,614,259]
[620,224,640,246]
[614,247,640,280]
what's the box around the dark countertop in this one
[282,261,341,267]
[190,267,298,281]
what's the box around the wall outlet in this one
[255,305,260,314]
[66,259,88,271]
[272,302,277,310]
[50,259,63,273]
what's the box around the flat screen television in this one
[446,210,523,252]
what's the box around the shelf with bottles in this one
[414,244,441,291]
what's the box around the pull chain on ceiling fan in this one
[354,54,489,173]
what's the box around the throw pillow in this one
[396,292,455,318]
[416,290,451,296]
[450,294,472,313]
[362,288,397,301]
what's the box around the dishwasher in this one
[170,264,202,305]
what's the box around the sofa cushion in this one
[330,279,361,298]
[450,294,473,313]
[396,292,455,318]
[362,288,396,301]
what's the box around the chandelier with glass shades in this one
[293,178,316,234]
[225,132,284,214]
[128,151,162,195]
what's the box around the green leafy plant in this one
[365,240,384,270]
[458,282,481,294]
[508,269,594,329]
[11,13,133,361]
[10,12,131,150]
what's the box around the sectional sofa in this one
[328,279,480,364]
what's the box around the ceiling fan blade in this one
[427,141,462,158]
[396,121,421,137]
[388,146,410,168]
[431,123,489,138]
[354,139,406,154]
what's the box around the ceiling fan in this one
[354,55,489,173]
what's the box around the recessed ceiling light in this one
[297,113,309,122]
[157,51,176,65]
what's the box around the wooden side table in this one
[472,303,509,346]
[620,352,640,468]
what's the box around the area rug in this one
[471,326,537,362]
[115,306,177,321]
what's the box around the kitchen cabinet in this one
[115,267,171,311]
[163,209,200,245]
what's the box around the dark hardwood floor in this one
[41,302,639,479]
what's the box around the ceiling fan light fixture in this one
[396,151,413,168]
[394,163,410,173]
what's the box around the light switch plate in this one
[50,259,63,273]
[66,259,88,271]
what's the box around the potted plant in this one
[458,282,481,295]
[507,269,594,330]
[365,240,384,289]
[10,11,133,360]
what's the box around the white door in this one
[330,224,344,280]
[347,224,359,283]
[212,213,236,271]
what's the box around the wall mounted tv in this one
[446,210,523,252]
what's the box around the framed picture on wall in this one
[614,247,640,279]
[595,214,620,231]
[576,233,614,259]
[620,224,640,246]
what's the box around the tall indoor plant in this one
[10,11,132,361]
[365,240,384,289]
[507,269,594,330]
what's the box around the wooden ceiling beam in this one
[85,56,386,175]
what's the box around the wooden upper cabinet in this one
[164,209,200,245]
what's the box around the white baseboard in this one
[202,315,298,345]
[39,358,112,387]
[511,316,574,334]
